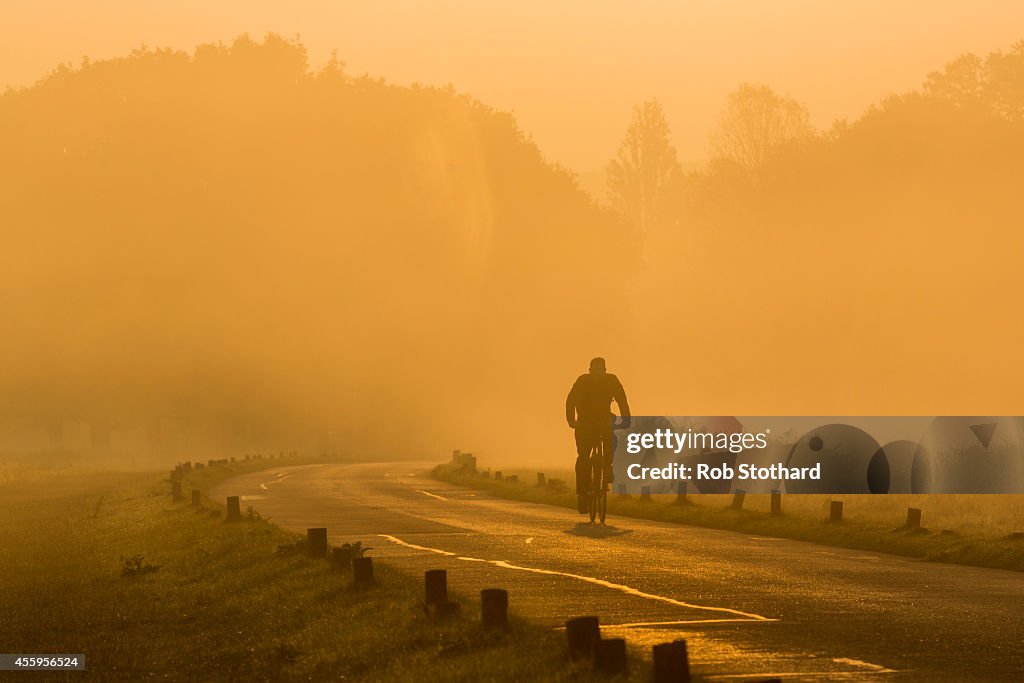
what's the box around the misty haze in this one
[2,5,1023,682]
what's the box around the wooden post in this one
[171,481,183,502]
[566,616,600,660]
[307,528,328,558]
[829,500,844,523]
[731,489,746,510]
[425,569,448,607]
[640,485,652,501]
[674,480,688,504]
[595,638,627,675]
[226,496,241,522]
[652,640,691,683]
[191,490,200,507]
[481,588,508,628]
[331,547,353,572]
[906,507,922,529]
[353,557,374,585]
[536,472,546,486]
[771,490,782,516]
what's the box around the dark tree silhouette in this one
[925,41,1024,119]
[709,83,813,171]
[0,34,638,458]
[606,99,681,235]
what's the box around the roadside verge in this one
[0,460,652,681]
[433,463,1024,572]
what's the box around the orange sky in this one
[3,1,1023,170]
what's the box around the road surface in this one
[210,462,1024,681]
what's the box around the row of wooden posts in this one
[479,471,933,529]
[169,452,304,483]
[306,528,376,585]
[616,481,783,517]
[823,500,923,528]
[424,568,745,682]
[172,481,380,584]
[171,479,790,680]
[170,480,727,679]
[170,480,204,508]
[170,481,232,515]
[565,615,728,682]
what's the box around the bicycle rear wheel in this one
[588,456,598,524]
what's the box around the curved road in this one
[210,462,1024,681]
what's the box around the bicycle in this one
[585,417,625,525]
[586,436,609,525]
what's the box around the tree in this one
[923,53,985,105]
[710,84,813,170]
[925,42,1024,120]
[606,99,681,234]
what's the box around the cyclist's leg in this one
[602,427,615,484]
[574,427,592,495]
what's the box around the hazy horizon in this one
[4,1,1024,170]
[3,6,1024,468]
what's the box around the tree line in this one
[605,41,1024,242]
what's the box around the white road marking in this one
[416,490,448,501]
[604,618,774,628]
[705,672,896,679]
[525,537,534,544]
[704,658,899,679]
[380,535,455,556]
[378,534,774,622]
[259,472,290,491]
[833,658,896,672]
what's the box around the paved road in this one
[210,462,1024,681]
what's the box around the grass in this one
[434,464,1024,572]
[0,459,656,682]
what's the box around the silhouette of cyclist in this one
[566,357,631,513]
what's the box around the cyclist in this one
[565,357,631,513]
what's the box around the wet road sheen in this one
[210,462,1024,682]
